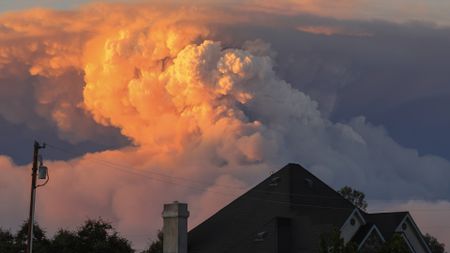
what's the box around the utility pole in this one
[26,141,46,253]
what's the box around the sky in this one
[0,0,449,250]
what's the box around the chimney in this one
[162,201,189,253]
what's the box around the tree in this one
[423,233,446,253]
[13,221,51,253]
[338,186,368,211]
[378,234,411,253]
[0,218,134,253]
[49,229,80,253]
[74,218,134,253]
[141,230,163,253]
[319,227,357,253]
[0,228,15,253]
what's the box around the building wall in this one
[398,218,429,253]
[341,210,364,243]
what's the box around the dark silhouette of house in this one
[187,163,431,253]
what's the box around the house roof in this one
[363,212,409,240]
[188,163,355,253]
[187,163,428,253]
[351,223,375,245]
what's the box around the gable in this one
[395,215,431,253]
[341,208,366,243]
[358,226,385,253]
[364,212,408,239]
[362,212,431,253]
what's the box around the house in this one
[162,163,431,253]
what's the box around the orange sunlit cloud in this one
[0,3,292,248]
[296,25,373,37]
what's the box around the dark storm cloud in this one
[0,115,128,165]
[0,42,129,163]
[211,13,450,160]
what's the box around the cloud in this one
[0,7,122,144]
[0,3,449,251]
[8,0,450,27]
[296,25,372,37]
[242,0,450,26]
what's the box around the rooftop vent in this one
[304,178,313,188]
[254,231,268,242]
[269,176,281,187]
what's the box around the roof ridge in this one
[367,211,409,215]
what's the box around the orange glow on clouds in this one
[296,25,372,37]
[0,3,293,247]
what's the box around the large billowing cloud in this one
[0,2,449,250]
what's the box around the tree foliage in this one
[49,229,79,253]
[0,218,134,253]
[141,230,163,253]
[53,218,134,253]
[14,221,51,253]
[319,227,357,253]
[378,234,411,253]
[423,233,446,253]
[0,228,14,253]
[338,186,368,211]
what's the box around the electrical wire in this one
[45,143,363,200]
[36,172,49,188]
[45,142,450,213]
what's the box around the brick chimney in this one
[162,201,189,253]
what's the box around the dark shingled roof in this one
[188,163,355,253]
[351,212,432,253]
[186,163,430,253]
[363,212,408,240]
[351,224,375,245]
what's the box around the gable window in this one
[402,223,407,230]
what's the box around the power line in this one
[59,155,357,211]
[46,143,383,200]
[46,143,247,189]
[46,143,357,211]
[45,142,450,213]
[46,143,350,199]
